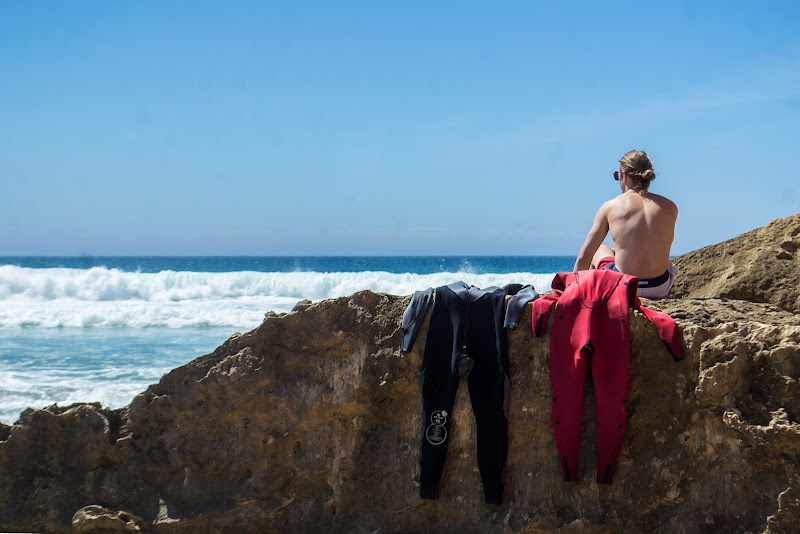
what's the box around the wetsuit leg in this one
[592,312,631,484]
[466,287,509,504]
[419,286,465,499]
[549,309,590,482]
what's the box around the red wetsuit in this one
[531,269,683,484]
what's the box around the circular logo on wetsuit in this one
[426,410,448,445]
[430,410,448,426]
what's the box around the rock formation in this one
[670,212,800,313]
[1,214,799,533]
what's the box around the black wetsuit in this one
[401,281,538,504]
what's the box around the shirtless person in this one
[574,150,679,299]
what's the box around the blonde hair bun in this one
[619,150,657,191]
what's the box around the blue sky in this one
[1,1,799,256]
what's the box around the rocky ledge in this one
[1,214,800,534]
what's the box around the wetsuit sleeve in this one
[501,283,524,294]
[635,302,685,361]
[531,292,560,337]
[503,285,540,330]
[400,288,434,352]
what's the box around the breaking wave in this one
[0,265,555,329]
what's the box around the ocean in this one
[0,256,573,424]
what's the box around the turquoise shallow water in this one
[0,327,234,424]
[0,256,573,424]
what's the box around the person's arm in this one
[573,204,610,271]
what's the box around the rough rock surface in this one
[1,214,799,533]
[670,213,800,313]
[72,504,145,533]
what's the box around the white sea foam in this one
[0,265,555,330]
[0,327,234,423]
[0,265,558,423]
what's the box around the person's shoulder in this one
[649,193,678,212]
[605,193,629,205]
[644,193,678,221]
[603,193,629,210]
[596,196,619,215]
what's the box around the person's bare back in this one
[601,190,677,278]
[574,150,678,288]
